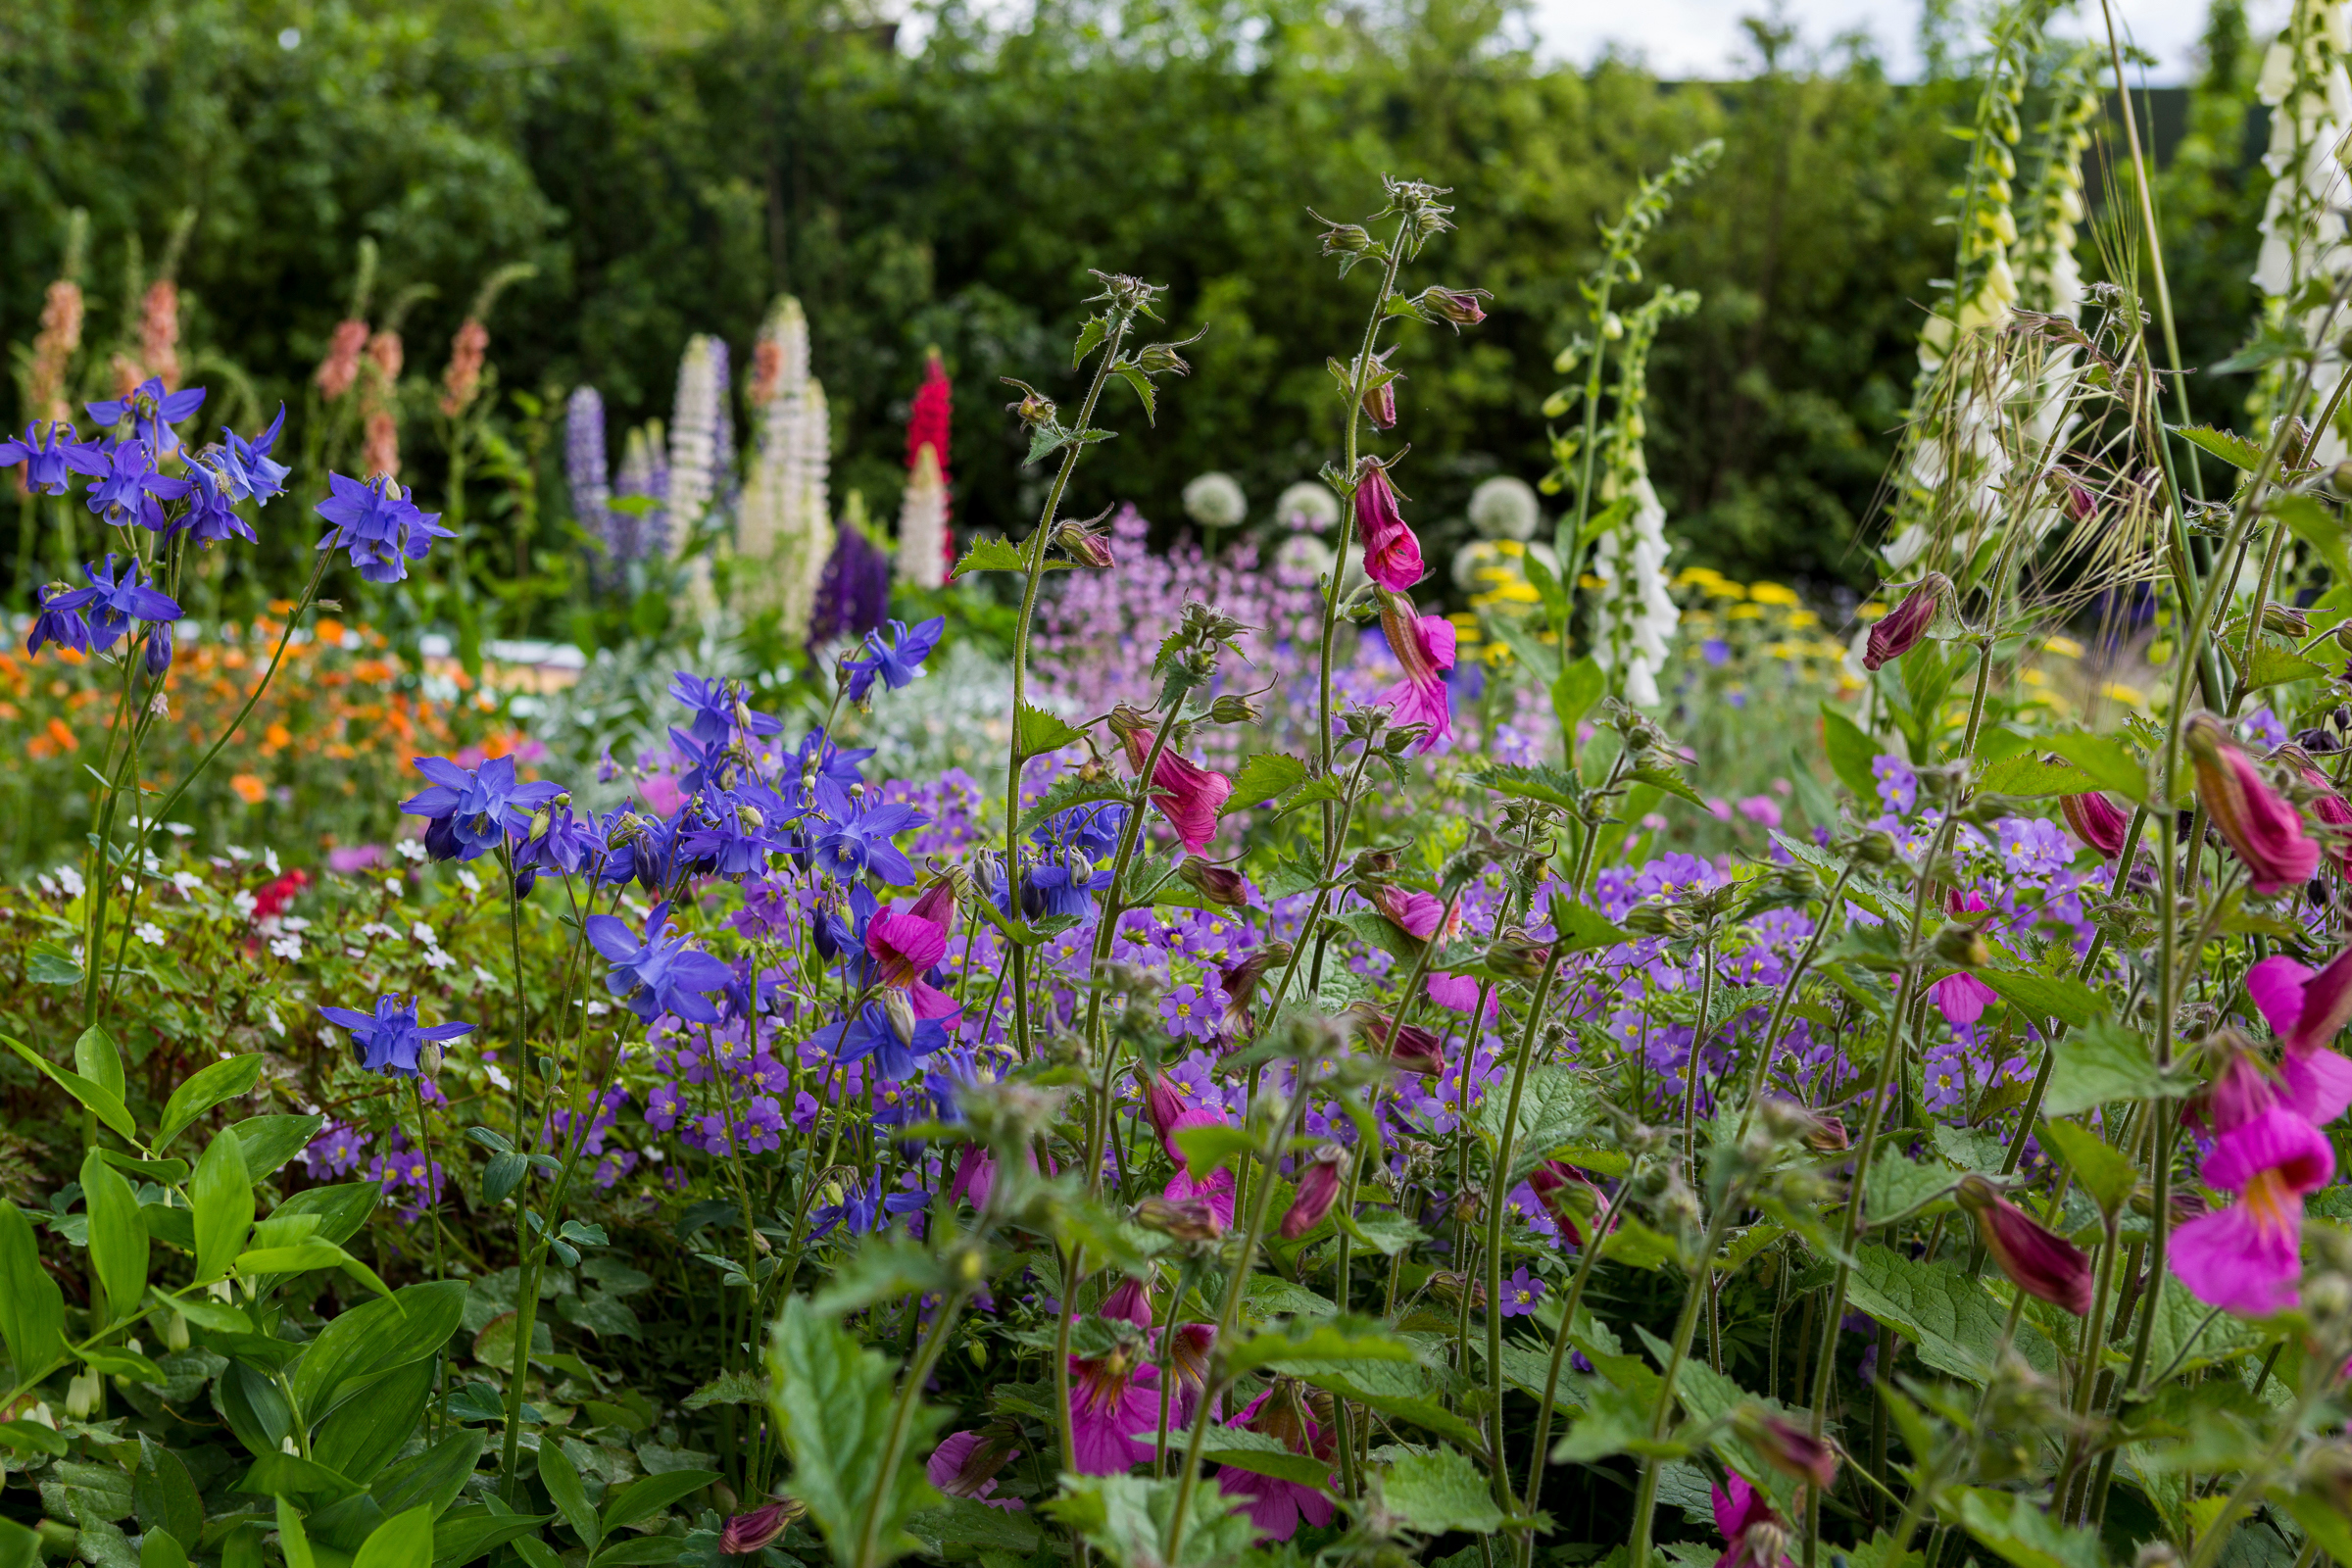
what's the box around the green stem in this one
[1626,1182,1756,1568]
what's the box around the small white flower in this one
[344,946,367,959]
[269,934,303,961]
[226,845,250,861]
[384,876,405,898]
[280,916,310,933]
[120,873,135,893]
[473,965,499,988]
[134,922,167,947]
[420,946,456,971]
[36,874,56,898]
[170,872,204,899]
[231,891,258,919]
[162,821,193,838]
[456,869,482,896]
[395,840,427,863]
[361,921,399,941]
[264,848,281,876]
[263,1006,285,1038]
[411,920,438,947]
[54,866,84,898]
[585,1001,611,1017]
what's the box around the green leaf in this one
[74,1027,124,1101]
[1042,1473,1254,1568]
[1817,702,1879,802]
[1110,363,1155,423]
[1842,1245,2058,1381]
[1070,317,1107,368]
[1477,1064,1597,1185]
[1199,1430,1330,1489]
[2273,493,2352,588]
[0,1199,66,1376]
[1277,1359,1487,1454]
[1486,616,1561,684]
[238,1453,366,1504]
[4,1034,139,1145]
[951,537,1026,575]
[2043,1019,2178,1116]
[809,1237,956,1317]
[2227,633,2329,692]
[599,1471,719,1537]
[1224,754,1309,813]
[1627,765,1707,811]
[0,1420,65,1456]
[1552,657,1604,757]
[2037,1119,2136,1215]
[228,1115,324,1179]
[1974,969,2103,1030]
[2168,422,2266,473]
[372,1431,485,1521]
[0,1518,39,1568]
[1013,703,1084,760]
[1955,1487,2105,1568]
[1551,1379,1665,1463]
[1173,1120,1258,1181]
[586,1541,686,1568]
[138,1529,186,1568]
[903,1497,1043,1559]
[765,1295,948,1568]
[1549,894,1633,954]
[1017,772,1132,835]
[1473,762,1582,812]
[80,1148,149,1323]
[314,1360,434,1485]
[1383,1446,1517,1536]
[1224,1315,1415,1378]
[192,1129,254,1283]
[156,1054,266,1151]
[680,1372,766,1410]
[25,941,82,986]
[276,1501,315,1568]
[1973,753,2095,798]
[431,1509,555,1568]
[537,1440,599,1549]
[353,1506,438,1568]
[2039,732,2148,806]
[1863,1147,1957,1227]
[292,1281,466,1424]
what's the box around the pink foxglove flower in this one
[1278,1145,1347,1239]
[1218,1384,1335,1541]
[1100,1275,1153,1328]
[2278,744,2352,875]
[1930,971,1999,1027]
[719,1503,796,1554]
[1528,1160,1614,1249]
[2245,951,2352,1124]
[2171,1103,2334,1317]
[2186,713,2320,894]
[864,907,960,1022]
[1352,459,1423,590]
[1373,590,1455,752]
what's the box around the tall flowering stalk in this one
[900,348,953,588]
[2253,0,2352,455]
[738,297,833,634]
[565,386,615,571]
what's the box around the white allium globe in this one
[1274,480,1340,533]
[1467,475,1542,541]
[1183,471,1248,529]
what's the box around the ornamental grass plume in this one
[2185,711,2322,893]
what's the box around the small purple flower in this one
[813,800,926,887]
[401,755,565,862]
[314,472,455,583]
[84,441,189,531]
[79,556,182,652]
[1993,815,2071,878]
[319,995,473,1078]
[178,459,255,546]
[27,581,100,656]
[586,900,735,1024]
[1701,638,1730,667]
[808,998,950,1082]
[215,406,290,506]
[670,672,782,749]
[86,378,206,455]
[1159,982,1224,1043]
[646,1083,685,1131]
[1872,755,1917,815]
[0,420,110,495]
[842,616,945,701]
[1499,1267,1544,1317]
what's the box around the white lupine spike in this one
[737,297,835,635]
[899,441,949,590]
[664,335,722,552]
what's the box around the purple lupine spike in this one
[566,386,612,562]
[808,527,891,652]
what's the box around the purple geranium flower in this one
[842,616,945,702]
[87,378,206,455]
[319,995,473,1078]
[586,900,734,1023]
[401,754,565,862]
[0,421,110,496]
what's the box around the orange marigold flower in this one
[44,717,75,753]
[229,773,267,805]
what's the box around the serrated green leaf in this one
[1110,365,1155,424]
[766,1296,948,1568]
[1863,1146,1957,1227]
[1472,762,1582,811]
[1042,1472,1253,1568]
[1223,754,1309,814]
[1975,969,2102,1029]
[1383,1446,1518,1536]
[2043,1019,2180,1116]
[1627,765,1707,810]
[2036,1118,2135,1214]
[1955,1487,2105,1568]
[953,537,1027,575]
[2168,422,2266,473]
[1973,753,2096,797]
[1013,703,1084,760]
[1842,1244,2057,1381]
[1224,1316,1414,1378]
[2039,731,2148,805]
[2225,633,2329,691]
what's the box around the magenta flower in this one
[1100,1276,1152,1327]
[1114,715,1233,854]
[864,906,959,1021]
[1373,590,1456,752]
[1529,1161,1614,1248]
[2172,1104,2334,1317]
[1955,1176,2092,1314]
[1217,1387,1334,1541]
[2247,951,2352,1124]
[2059,789,2132,859]
[2279,746,2352,876]
[1710,1474,1794,1568]
[1861,575,1949,672]
[1278,1146,1346,1240]
[1066,1351,1164,1474]
[926,1431,1021,1510]
[1930,971,1999,1027]
[1162,1164,1236,1234]
[719,1503,794,1554]
[2186,713,2320,894]
[1352,459,1423,591]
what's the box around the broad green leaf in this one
[1863,1147,1957,1227]
[1486,615,1561,684]
[2168,422,2266,472]
[229,1115,325,1179]
[238,1453,366,1504]
[1627,764,1708,811]
[680,1372,766,1409]
[74,1027,124,1101]
[352,1506,437,1568]
[0,1517,38,1568]
[192,1129,254,1283]
[1548,894,1633,954]
[950,537,1025,574]
[1476,1064,1597,1185]
[80,1148,149,1323]
[1551,1379,1664,1463]
[432,1510,555,1568]
[292,1281,466,1423]
[157,1054,266,1151]
[273,1182,381,1247]
[1842,1245,2057,1380]
[25,941,81,986]
[599,1470,719,1536]
[1955,1487,2105,1568]
[1173,1120,1257,1181]
[1223,754,1308,814]
[1817,702,1879,802]
[2039,732,2148,806]
[2136,1277,2260,1382]
[809,1237,956,1317]
[0,1199,66,1376]
[2043,1019,2178,1116]
[314,1359,434,1485]
[1473,762,1583,812]
[1383,1446,1518,1536]
[586,1540,689,1568]
[2273,493,2352,588]
[1199,1429,1329,1489]
[4,1034,139,1145]
[276,1501,315,1568]
[1552,657,1604,757]
[2037,1119,2135,1215]
[537,1440,599,1549]
[1042,1472,1254,1568]
[1224,1315,1415,1378]
[1277,1359,1486,1454]
[138,1530,187,1568]
[78,1346,166,1380]
[371,1430,485,1521]
[1013,703,1084,760]
[766,1295,948,1568]
[0,1421,65,1457]
[1975,969,2103,1030]
[1973,753,2095,798]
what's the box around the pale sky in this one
[1531,0,2288,82]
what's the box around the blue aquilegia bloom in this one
[670,672,782,748]
[179,459,256,546]
[513,806,605,895]
[216,406,290,505]
[792,727,876,817]
[315,472,455,583]
[81,556,182,652]
[842,616,945,702]
[27,581,101,656]
[319,995,473,1079]
[87,378,206,454]
[812,798,926,887]
[585,900,734,1023]
[808,998,950,1082]
[85,441,188,532]
[401,755,566,862]
[809,1171,929,1240]
[0,421,108,496]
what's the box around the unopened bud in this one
[418,1041,445,1079]
[2262,603,2311,639]
[1177,858,1250,907]
[1133,341,1192,376]
[1931,921,1991,968]
[1317,220,1375,258]
[1418,286,1491,327]
[1208,694,1262,724]
[883,989,918,1047]
[1055,515,1115,569]
[1484,928,1552,980]
[1279,1145,1348,1240]
[1957,1175,2093,1314]
[1733,1404,1839,1491]
[1863,574,1953,671]
[1363,375,1398,429]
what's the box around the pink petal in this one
[2169,1204,2303,1316]
[2202,1105,2337,1193]
[2246,956,2313,1040]
[2281,1046,2352,1126]
[2285,946,2352,1055]
[1426,969,1496,1017]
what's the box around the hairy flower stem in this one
[1481,938,1572,1529]
[1520,1170,1637,1544]
[412,1081,449,1436]
[1734,866,1855,1140]
[1002,311,1134,1062]
[853,1283,973,1568]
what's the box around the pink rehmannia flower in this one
[864,906,959,1022]
[2245,952,2352,1124]
[1218,1383,1336,1541]
[2277,743,2352,875]
[2171,1050,2334,1316]
[1066,1348,1166,1474]
[1110,707,1233,854]
[1365,882,1492,1015]
[1711,1475,1795,1568]
[1352,458,1423,591]
[2185,713,2320,894]
[926,1430,1021,1510]
[1930,890,1998,1027]
[1373,589,1456,753]
[2059,788,2132,859]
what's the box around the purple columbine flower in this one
[87,378,206,455]
[585,900,734,1023]
[80,556,182,652]
[319,994,474,1078]
[215,406,290,506]
[670,672,782,749]
[314,472,455,583]
[84,440,189,531]
[401,754,565,862]
[0,421,110,496]
[812,799,926,887]
[842,616,945,702]
[179,458,256,546]
[27,581,101,656]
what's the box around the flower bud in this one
[1278,1144,1348,1240]
[1418,286,1491,327]
[883,988,918,1047]
[1802,1114,1850,1153]
[2185,712,2322,894]
[1177,858,1249,907]
[1862,573,1953,671]
[1931,921,1991,969]
[1849,830,1901,867]
[1485,928,1553,980]
[1363,373,1399,430]
[1316,220,1375,258]
[65,1369,99,1421]
[1344,1003,1446,1076]
[1956,1175,2093,1314]
[1133,1195,1225,1242]
[1621,902,1690,938]
[1054,514,1114,568]
[1207,694,1262,724]
[144,622,173,676]
[2058,788,2132,859]
[1733,1404,1839,1491]
[1428,1270,1487,1309]
[719,1500,803,1555]
[418,1041,445,1080]
[2262,603,2311,639]
[1133,341,1193,376]
[1527,1161,1611,1247]
[1004,386,1056,426]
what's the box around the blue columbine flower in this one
[315,472,455,583]
[808,999,950,1083]
[0,421,110,496]
[179,458,256,546]
[811,884,879,964]
[678,783,795,879]
[84,441,189,532]
[584,900,734,1023]
[318,995,473,1078]
[86,378,206,456]
[27,581,101,656]
[400,755,566,862]
[791,727,876,817]
[812,799,926,887]
[808,1172,929,1240]
[842,616,945,702]
[513,806,603,894]
[670,672,782,749]
[80,556,182,652]
[216,406,290,505]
